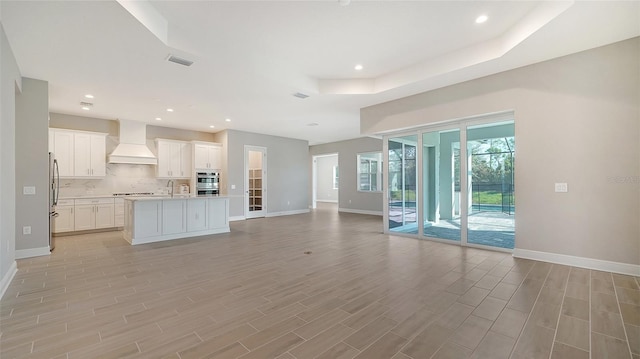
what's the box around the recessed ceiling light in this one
[81,106,90,111]
[166,108,174,112]
[209,125,215,128]
[84,94,94,99]
[354,64,363,71]
[155,117,162,121]
[225,118,231,122]
[476,15,488,24]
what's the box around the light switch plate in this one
[231,184,236,190]
[23,186,36,195]
[555,183,568,193]
[23,226,31,235]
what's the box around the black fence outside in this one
[472,182,515,215]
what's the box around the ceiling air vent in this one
[166,54,194,67]
[293,92,309,99]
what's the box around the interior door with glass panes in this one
[245,146,267,218]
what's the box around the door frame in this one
[311,153,339,209]
[244,145,267,219]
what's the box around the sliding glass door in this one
[388,135,417,234]
[422,129,461,242]
[384,117,515,251]
[466,123,515,249]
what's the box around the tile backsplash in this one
[59,163,189,197]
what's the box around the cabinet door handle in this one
[71,207,73,214]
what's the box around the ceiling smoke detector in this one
[293,92,309,99]
[166,54,194,67]
[80,101,93,108]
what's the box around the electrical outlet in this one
[287,201,290,206]
[23,226,31,235]
[23,186,36,195]
[555,183,568,193]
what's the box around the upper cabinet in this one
[74,133,106,177]
[49,128,106,178]
[156,139,192,178]
[193,142,221,170]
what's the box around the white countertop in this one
[124,195,228,201]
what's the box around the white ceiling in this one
[1,1,638,145]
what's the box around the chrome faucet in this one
[167,179,174,197]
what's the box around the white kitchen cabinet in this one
[53,199,75,233]
[49,128,106,178]
[52,130,75,177]
[130,200,162,239]
[95,203,115,229]
[74,204,96,231]
[208,197,229,229]
[156,139,191,178]
[114,198,124,227]
[74,198,115,230]
[193,142,221,170]
[162,199,186,235]
[187,198,208,232]
[74,133,106,177]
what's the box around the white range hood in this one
[108,120,157,165]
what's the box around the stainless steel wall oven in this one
[196,172,220,195]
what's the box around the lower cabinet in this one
[131,200,162,239]
[54,198,118,233]
[208,198,229,229]
[53,199,75,233]
[187,198,208,232]
[74,198,115,230]
[114,198,125,227]
[163,200,187,235]
[125,197,230,245]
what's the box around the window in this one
[357,152,383,192]
[333,165,339,189]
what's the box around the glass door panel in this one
[422,129,461,241]
[466,122,515,249]
[388,135,418,234]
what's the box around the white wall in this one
[361,38,640,268]
[0,24,21,297]
[15,78,49,254]
[315,155,338,202]
[310,137,383,215]
[221,130,309,218]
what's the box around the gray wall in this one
[310,137,383,214]
[1,25,21,294]
[15,79,49,252]
[222,130,309,218]
[361,38,640,266]
[316,155,338,202]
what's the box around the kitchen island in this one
[123,195,229,245]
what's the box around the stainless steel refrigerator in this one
[49,152,59,251]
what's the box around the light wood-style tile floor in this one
[1,205,639,358]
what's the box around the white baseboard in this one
[513,249,640,276]
[338,208,383,216]
[15,247,51,259]
[316,200,338,203]
[229,216,246,222]
[0,261,18,299]
[265,209,310,217]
